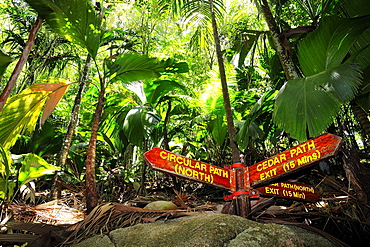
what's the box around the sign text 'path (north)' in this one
[144,148,231,190]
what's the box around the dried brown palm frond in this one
[61,202,197,246]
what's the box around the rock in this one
[287,225,336,247]
[227,223,305,247]
[109,213,249,247]
[71,213,339,247]
[143,201,178,210]
[72,235,114,247]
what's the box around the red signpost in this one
[255,181,321,202]
[143,133,342,216]
[144,148,231,190]
[248,133,342,187]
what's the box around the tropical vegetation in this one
[0,0,369,245]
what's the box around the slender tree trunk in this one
[0,17,43,111]
[163,101,171,151]
[58,55,92,167]
[52,55,92,199]
[209,0,239,164]
[209,0,251,218]
[139,140,148,195]
[85,85,105,213]
[258,0,299,80]
[162,101,181,191]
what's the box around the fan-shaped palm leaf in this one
[274,64,362,141]
[298,15,370,76]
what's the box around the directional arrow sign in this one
[143,148,231,190]
[249,133,342,187]
[255,181,321,202]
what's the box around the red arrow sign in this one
[143,148,231,190]
[249,133,342,187]
[255,181,321,202]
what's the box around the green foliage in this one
[122,106,161,147]
[144,79,186,105]
[24,0,103,58]
[274,64,362,141]
[105,53,164,83]
[0,145,14,200]
[0,83,69,149]
[274,14,370,141]
[0,50,13,79]
[18,153,58,187]
[235,90,276,149]
[298,15,370,76]
[0,145,57,201]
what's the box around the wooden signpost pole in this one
[143,133,342,217]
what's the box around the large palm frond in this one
[24,0,103,59]
[274,14,370,141]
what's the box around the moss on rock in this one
[109,213,250,247]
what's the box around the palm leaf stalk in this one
[351,102,370,138]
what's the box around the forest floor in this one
[0,173,369,246]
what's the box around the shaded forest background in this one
[0,0,370,245]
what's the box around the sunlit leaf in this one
[274,64,362,141]
[31,83,70,125]
[18,153,58,186]
[0,83,69,149]
[105,53,164,83]
[0,145,11,178]
[24,0,103,58]
[209,115,227,146]
[144,80,186,105]
[0,91,48,149]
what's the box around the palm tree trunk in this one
[258,0,299,80]
[163,101,171,151]
[0,17,43,111]
[209,0,251,218]
[209,0,239,164]
[52,55,92,199]
[58,55,92,167]
[85,85,105,213]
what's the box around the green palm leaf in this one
[18,153,58,187]
[24,0,102,58]
[298,15,370,76]
[105,53,164,83]
[274,64,362,141]
[0,83,69,149]
[123,106,160,147]
[0,91,48,149]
